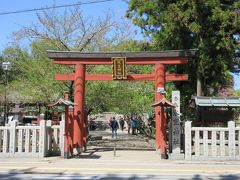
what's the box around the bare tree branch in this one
[12,5,133,52]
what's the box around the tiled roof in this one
[49,98,77,106]
[192,96,240,107]
[151,97,176,107]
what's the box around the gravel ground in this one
[88,128,156,150]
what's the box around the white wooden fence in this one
[0,120,64,158]
[185,121,240,160]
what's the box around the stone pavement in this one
[1,151,240,178]
[1,150,240,173]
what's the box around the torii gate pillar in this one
[74,64,86,152]
[155,63,167,158]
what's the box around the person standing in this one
[131,116,137,135]
[119,116,125,131]
[108,117,112,130]
[110,117,119,139]
[126,115,131,134]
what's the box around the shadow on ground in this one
[179,174,240,180]
[0,171,240,180]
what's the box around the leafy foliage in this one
[0,6,156,115]
[86,80,154,114]
[0,43,67,103]
[127,0,240,95]
[127,0,240,116]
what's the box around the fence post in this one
[3,129,9,153]
[46,120,52,156]
[9,121,17,157]
[185,121,192,160]
[228,121,235,160]
[39,120,47,157]
[60,117,65,157]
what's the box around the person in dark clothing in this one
[119,117,125,131]
[126,116,131,134]
[110,117,119,139]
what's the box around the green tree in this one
[0,43,67,103]
[2,6,155,115]
[85,40,154,114]
[0,46,30,103]
[126,0,240,97]
[6,6,133,104]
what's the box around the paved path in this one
[1,155,240,179]
[88,128,155,150]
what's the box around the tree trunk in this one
[197,71,202,96]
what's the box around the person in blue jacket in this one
[110,117,119,139]
[131,116,137,135]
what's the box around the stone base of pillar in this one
[156,148,168,159]
[83,145,87,152]
[64,152,70,159]
[160,153,168,159]
[73,147,83,155]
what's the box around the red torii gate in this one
[47,50,194,158]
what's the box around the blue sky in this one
[0,0,239,90]
[0,0,133,50]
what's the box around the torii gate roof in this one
[47,49,195,58]
[47,49,196,65]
